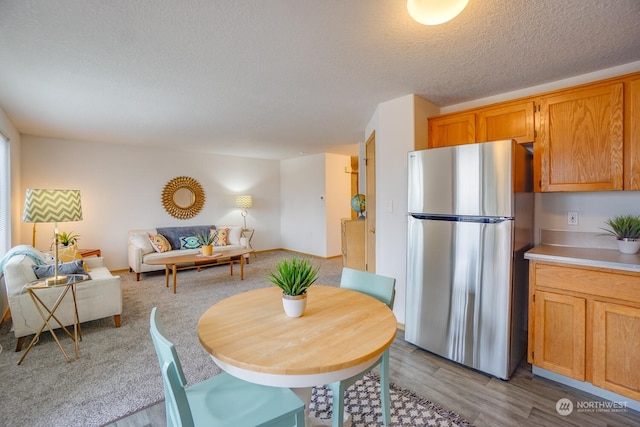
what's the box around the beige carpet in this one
[0,251,342,427]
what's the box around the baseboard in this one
[271,248,342,260]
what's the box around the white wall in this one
[19,135,282,270]
[324,153,353,257]
[0,107,21,323]
[364,94,440,324]
[535,192,640,244]
[280,153,351,257]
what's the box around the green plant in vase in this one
[196,232,215,256]
[601,214,640,254]
[268,256,320,317]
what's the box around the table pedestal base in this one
[293,388,352,427]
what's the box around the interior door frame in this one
[365,131,376,273]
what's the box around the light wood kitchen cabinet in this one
[528,260,640,401]
[592,301,640,401]
[427,113,475,148]
[627,77,640,190]
[532,290,586,380]
[341,219,365,270]
[537,82,624,191]
[476,101,535,144]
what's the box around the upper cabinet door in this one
[477,101,535,144]
[539,82,624,192]
[428,113,475,148]
[627,78,640,190]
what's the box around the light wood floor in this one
[106,330,640,427]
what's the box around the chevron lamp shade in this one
[235,195,252,209]
[22,189,83,223]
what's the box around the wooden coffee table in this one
[146,248,253,293]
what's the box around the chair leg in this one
[380,348,391,425]
[136,272,140,281]
[330,381,347,427]
[295,407,305,427]
[15,336,26,352]
[114,314,122,327]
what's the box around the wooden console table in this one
[147,248,253,293]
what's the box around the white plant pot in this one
[282,293,307,318]
[616,238,640,254]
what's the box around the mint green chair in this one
[150,307,305,427]
[326,267,396,427]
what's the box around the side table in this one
[79,248,101,257]
[18,274,90,365]
[241,228,256,259]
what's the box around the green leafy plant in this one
[196,232,214,246]
[55,231,80,246]
[268,256,320,296]
[601,214,640,240]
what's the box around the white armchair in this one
[2,250,122,352]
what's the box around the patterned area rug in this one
[311,373,474,427]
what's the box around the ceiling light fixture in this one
[407,0,469,26]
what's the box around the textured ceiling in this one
[1,0,639,159]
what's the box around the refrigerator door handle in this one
[409,213,512,223]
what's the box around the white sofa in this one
[3,251,122,351]
[128,225,248,281]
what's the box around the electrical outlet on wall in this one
[568,211,578,226]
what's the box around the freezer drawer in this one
[405,215,516,378]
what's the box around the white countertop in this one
[525,244,640,273]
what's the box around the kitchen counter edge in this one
[525,245,640,273]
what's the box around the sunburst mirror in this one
[161,176,205,219]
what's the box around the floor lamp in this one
[22,189,83,285]
[235,195,252,230]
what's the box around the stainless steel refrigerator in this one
[405,139,533,380]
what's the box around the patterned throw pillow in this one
[56,244,82,263]
[180,236,201,249]
[211,228,229,246]
[149,234,172,253]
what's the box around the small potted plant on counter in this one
[268,256,320,317]
[601,214,640,254]
[196,232,215,256]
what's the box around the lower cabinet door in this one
[592,301,640,401]
[533,291,586,380]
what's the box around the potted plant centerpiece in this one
[601,214,640,254]
[268,256,320,317]
[196,232,215,256]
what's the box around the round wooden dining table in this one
[197,285,397,425]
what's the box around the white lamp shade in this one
[235,195,253,209]
[407,0,469,25]
[22,189,83,223]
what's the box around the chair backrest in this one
[162,360,195,427]
[340,267,396,309]
[150,307,188,386]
